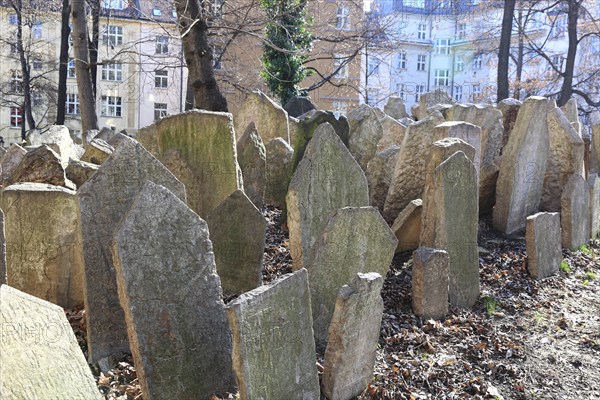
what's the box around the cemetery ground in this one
[66,207,600,400]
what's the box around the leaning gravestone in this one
[414,89,454,120]
[234,90,290,143]
[0,285,101,400]
[366,145,401,211]
[112,182,234,399]
[28,125,82,167]
[591,112,600,174]
[226,268,320,400]
[391,199,423,253]
[525,212,561,279]
[497,98,522,147]
[384,96,409,120]
[0,144,26,186]
[0,183,84,308]
[347,104,384,171]
[66,159,99,188]
[283,95,316,118]
[322,273,384,400]
[237,123,267,208]
[9,145,70,188]
[80,138,114,165]
[78,136,186,363]
[587,174,599,239]
[434,121,482,181]
[376,115,406,152]
[561,173,590,250]
[0,210,5,285]
[493,96,551,234]
[306,207,396,350]
[287,124,369,270]
[265,138,294,209]
[207,190,267,295]
[412,247,449,320]
[138,110,242,218]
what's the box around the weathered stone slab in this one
[366,145,400,211]
[497,98,522,148]
[560,98,579,127]
[287,124,369,270]
[411,247,449,320]
[322,272,384,400]
[80,138,114,165]
[237,123,267,208]
[414,89,454,120]
[591,111,600,174]
[0,183,84,308]
[0,210,5,285]
[493,96,551,234]
[28,125,82,167]
[561,174,590,250]
[226,268,320,400]
[283,96,316,118]
[112,181,234,399]
[526,212,561,279]
[207,189,266,295]
[347,104,384,171]
[0,144,26,186]
[234,90,290,143]
[541,107,585,211]
[588,174,599,239]
[138,110,242,218]
[434,121,482,181]
[0,285,101,399]
[66,159,99,188]
[391,199,422,253]
[383,111,445,222]
[78,136,186,363]
[376,115,406,152]
[384,96,409,120]
[307,207,396,350]
[9,145,70,188]
[265,137,294,208]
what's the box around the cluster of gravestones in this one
[0,89,599,400]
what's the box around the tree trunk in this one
[56,0,71,125]
[497,0,515,101]
[88,0,99,98]
[15,6,36,137]
[515,8,524,100]
[175,0,228,111]
[185,77,194,110]
[557,0,580,107]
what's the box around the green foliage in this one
[560,260,571,273]
[483,296,498,316]
[585,271,597,281]
[579,244,594,255]
[260,0,313,105]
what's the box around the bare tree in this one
[498,0,516,101]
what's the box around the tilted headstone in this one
[347,104,384,171]
[80,138,114,165]
[412,247,449,320]
[493,96,551,234]
[0,210,5,285]
[560,98,579,129]
[0,285,101,400]
[376,115,406,152]
[366,145,400,211]
[207,190,267,295]
[9,145,70,188]
[561,173,590,250]
[322,273,384,400]
[27,125,82,167]
[78,136,186,363]
[137,110,242,218]
[237,123,267,208]
[264,137,294,209]
[112,182,234,399]
[287,124,369,270]
[434,121,482,182]
[0,144,26,187]
[497,98,522,149]
[591,111,600,174]
[414,89,454,120]
[234,90,290,143]
[526,212,561,279]
[587,174,599,239]
[226,269,320,400]
[66,159,99,188]
[0,183,84,308]
[391,199,422,253]
[306,207,396,350]
[384,96,409,120]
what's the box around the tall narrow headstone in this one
[412,247,449,320]
[587,174,599,239]
[366,145,400,211]
[347,104,384,171]
[112,182,234,399]
[434,121,482,181]
[234,90,290,143]
[237,123,267,208]
[591,112,600,174]
[526,212,561,279]
[561,174,590,250]
[391,199,422,253]
[265,138,294,209]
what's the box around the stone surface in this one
[591,112,600,174]
[322,273,384,400]
[588,174,599,239]
[80,138,114,165]
[541,107,584,211]
[384,96,409,120]
[347,104,384,171]
[0,183,84,308]
[0,285,101,400]
[226,268,320,400]
[9,145,70,188]
[526,212,562,279]
[391,199,423,253]
[78,136,186,363]
[383,111,445,222]
[560,98,579,127]
[411,247,449,320]
[306,207,396,350]
[493,97,551,234]
[414,89,454,120]
[561,174,590,250]
[207,190,266,295]
[28,125,82,167]
[376,115,406,152]
[0,144,27,186]
[497,98,522,149]
[66,159,99,188]
[287,124,369,270]
[264,137,294,209]
[0,210,5,285]
[237,123,267,208]
[234,90,290,143]
[283,96,316,118]
[366,145,401,211]
[434,121,482,181]
[138,110,243,218]
[112,181,234,399]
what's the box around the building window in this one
[101,63,122,81]
[458,23,466,40]
[593,37,600,54]
[32,92,42,106]
[333,54,348,78]
[152,8,162,16]
[418,23,427,39]
[417,54,426,71]
[32,22,42,39]
[10,107,22,128]
[415,84,425,102]
[434,69,450,87]
[396,83,407,101]
[102,25,123,47]
[368,56,380,75]
[154,103,168,121]
[472,54,483,70]
[332,100,347,118]
[156,36,169,54]
[454,85,463,101]
[172,10,177,18]
[32,57,43,70]
[10,71,23,93]
[101,96,122,117]
[548,54,564,71]
[66,93,80,115]
[436,39,450,55]
[155,69,168,88]
[550,14,566,38]
[471,84,481,101]
[102,0,123,9]
[336,6,350,30]
[398,52,406,69]
[456,56,464,71]
[9,14,18,25]
[67,58,76,78]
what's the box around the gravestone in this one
[78,136,186,363]
[207,190,267,295]
[264,137,294,209]
[28,125,82,167]
[0,183,84,308]
[9,145,69,188]
[591,112,600,174]
[287,124,369,270]
[366,145,400,211]
[112,182,234,399]
[497,98,522,148]
[391,199,422,253]
[283,96,316,118]
[560,98,579,130]
[561,174,590,250]
[493,96,551,234]
[237,123,267,208]
[137,110,242,218]
[66,159,99,188]
[434,121,482,181]
[414,89,454,120]
[411,247,449,320]
[384,96,409,120]
[234,90,290,143]
[226,269,320,400]
[525,212,561,279]
[376,115,406,152]
[588,174,599,239]
[0,285,101,400]
[347,104,384,171]
[0,210,5,285]
[80,138,114,165]
[0,144,26,186]
[306,207,396,350]
[322,273,384,400]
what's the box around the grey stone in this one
[591,111,600,174]
[283,96,316,118]
[589,174,599,239]
[207,190,267,295]
[0,210,5,285]
[0,144,27,187]
[561,174,590,250]
[112,181,234,399]
[526,212,562,279]
[27,125,82,167]
[366,145,400,211]
[497,98,522,149]
[391,199,422,253]
[0,183,84,308]
[560,98,579,126]
[376,115,406,152]
[287,124,369,270]
[264,137,294,209]
[434,121,482,181]
[347,104,384,171]
[322,273,384,400]
[237,123,267,208]
[411,247,449,320]
[78,136,186,363]
[307,207,396,350]
[226,269,320,400]
[414,89,454,120]
[9,145,70,188]
[384,96,409,120]
[80,139,114,165]
[0,285,101,399]
[234,90,290,143]
[66,159,99,188]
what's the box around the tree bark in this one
[557,0,580,107]
[88,0,99,98]
[56,0,71,125]
[12,1,36,138]
[497,0,515,101]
